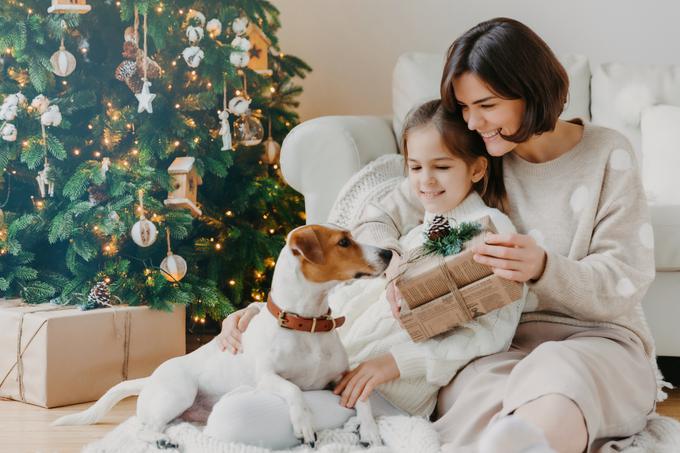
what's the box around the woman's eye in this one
[338,238,351,248]
[458,104,469,111]
[481,104,495,109]
[409,166,421,171]
[436,166,450,170]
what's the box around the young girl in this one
[215,99,525,449]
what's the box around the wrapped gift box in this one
[395,216,523,342]
[0,300,185,408]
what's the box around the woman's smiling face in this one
[453,72,526,157]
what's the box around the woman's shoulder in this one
[582,123,637,162]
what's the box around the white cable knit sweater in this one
[329,191,525,417]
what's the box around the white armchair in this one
[281,52,680,356]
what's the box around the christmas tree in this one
[0,0,310,324]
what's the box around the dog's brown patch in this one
[288,225,378,283]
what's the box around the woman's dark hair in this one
[440,17,569,143]
[402,99,508,212]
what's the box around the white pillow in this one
[641,104,680,206]
[591,63,680,160]
[391,52,591,140]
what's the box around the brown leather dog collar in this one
[267,294,345,333]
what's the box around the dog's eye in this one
[337,237,351,248]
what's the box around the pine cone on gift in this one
[427,215,452,240]
[83,280,112,310]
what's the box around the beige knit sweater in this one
[352,124,659,374]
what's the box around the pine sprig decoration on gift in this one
[423,219,482,257]
[83,280,112,310]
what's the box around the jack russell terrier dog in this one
[53,224,392,447]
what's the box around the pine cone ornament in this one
[427,215,451,240]
[88,184,109,206]
[83,280,112,310]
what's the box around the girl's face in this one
[453,72,525,157]
[406,124,486,213]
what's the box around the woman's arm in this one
[474,147,655,321]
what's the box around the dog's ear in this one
[289,226,326,265]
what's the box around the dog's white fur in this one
[53,224,390,447]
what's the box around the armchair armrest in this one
[280,116,399,224]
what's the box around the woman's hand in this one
[333,353,400,408]
[216,304,261,354]
[473,233,547,283]
[384,252,404,321]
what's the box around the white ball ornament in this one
[31,95,50,114]
[186,10,206,27]
[186,26,204,44]
[232,17,249,35]
[50,45,77,77]
[0,102,17,121]
[229,51,250,68]
[228,96,251,116]
[206,19,222,37]
[160,253,188,282]
[1,123,17,142]
[231,36,251,52]
[41,105,62,127]
[131,217,158,247]
[182,46,205,68]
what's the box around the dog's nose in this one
[378,248,392,264]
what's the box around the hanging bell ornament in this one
[160,229,187,282]
[51,44,77,77]
[233,114,264,146]
[262,137,281,165]
[130,190,158,247]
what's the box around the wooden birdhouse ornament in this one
[48,0,92,14]
[246,23,272,75]
[164,157,203,217]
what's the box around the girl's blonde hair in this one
[401,99,508,212]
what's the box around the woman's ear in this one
[470,157,488,183]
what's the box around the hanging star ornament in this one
[136,80,156,114]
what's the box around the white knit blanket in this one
[83,412,680,453]
[83,414,440,453]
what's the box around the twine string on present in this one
[0,304,72,402]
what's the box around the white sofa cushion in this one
[392,52,591,140]
[641,105,680,271]
[641,105,680,205]
[591,63,680,160]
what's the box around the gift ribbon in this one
[0,304,134,403]
[0,304,72,402]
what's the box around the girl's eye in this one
[338,237,351,248]
[481,104,495,109]
[435,166,450,170]
[458,105,469,111]
[409,166,421,171]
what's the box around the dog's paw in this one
[290,404,316,446]
[358,417,382,447]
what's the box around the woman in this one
[351,17,658,453]
[222,18,659,453]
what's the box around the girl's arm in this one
[333,353,400,408]
[351,177,424,256]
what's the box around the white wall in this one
[271,0,680,121]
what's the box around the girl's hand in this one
[473,233,547,283]
[217,305,261,354]
[384,253,404,321]
[333,354,400,408]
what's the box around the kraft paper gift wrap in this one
[0,300,185,408]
